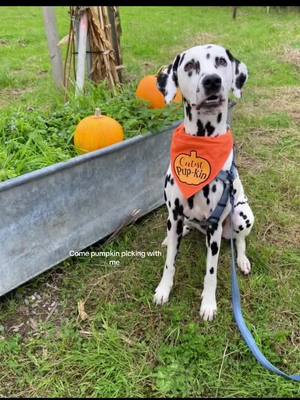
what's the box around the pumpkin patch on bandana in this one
[171,124,234,199]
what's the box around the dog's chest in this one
[165,165,225,221]
[183,179,225,221]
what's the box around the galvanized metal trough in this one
[0,104,234,297]
[0,122,181,297]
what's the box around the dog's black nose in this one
[202,74,222,94]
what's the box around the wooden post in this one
[107,6,122,82]
[42,6,64,89]
[75,11,88,96]
[86,28,92,80]
[232,7,238,19]
[74,11,92,80]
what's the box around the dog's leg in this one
[154,206,183,305]
[232,203,254,274]
[222,176,254,274]
[222,208,254,274]
[162,222,191,246]
[200,222,223,321]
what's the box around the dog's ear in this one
[226,49,248,99]
[157,53,181,104]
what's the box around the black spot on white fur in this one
[207,222,217,247]
[236,73,246,89]
[225,49,234,62]
[176,219,183,235]
[188,195,194,209]
[173,198,183,221]
[179,53,186,66]
[234,201,248,208]
[240,211,247,220]
[165,174,171,188]
[203,184,210,205]
[157,73,168,96]
[172,54,181,86]
[185,102,192,121]
[211,241,218,256]
[184,59,195,72]
[206,232,211,247]
[205,122,215,136]
[197,119,205,136]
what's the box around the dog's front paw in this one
[237,255,251,275]
[200,298,217,321]
[153,284,171,305]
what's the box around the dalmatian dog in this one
[153,44,254,321]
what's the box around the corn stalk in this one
[63,6,123,97]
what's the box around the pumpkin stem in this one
[95,108,101,117]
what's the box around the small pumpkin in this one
[74,108,124,154]
[136,75,182,109]
[173,89,183,104]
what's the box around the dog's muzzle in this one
[194,74,224,109]
[196,94,224,110]
[203,74,222,95]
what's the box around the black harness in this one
[198,148,237,230]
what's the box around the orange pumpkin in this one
[74,108,124,154]
[173,90,183,104]
[136,75,182,109]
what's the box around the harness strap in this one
[200,150,237,229]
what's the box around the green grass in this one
[1,6,300,398]
[0,6,183,182]
[0,82,182,181]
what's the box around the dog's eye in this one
[184,61,194,72]
[216,57,227,67]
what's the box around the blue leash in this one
[229,203,300,382]
[199,149,299,381]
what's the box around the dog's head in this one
[157,44,248,111]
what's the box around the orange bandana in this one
[171,124,234,199]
